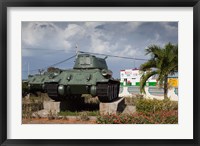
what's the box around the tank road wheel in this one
[45,83,65,101]
[97,81,120,103]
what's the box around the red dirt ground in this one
[22,117,97,124]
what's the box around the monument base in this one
[99,97,126,115]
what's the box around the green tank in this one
[27,70,61,92]
[28,54,120,102]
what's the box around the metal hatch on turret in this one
[73,54,108,69]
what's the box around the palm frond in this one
[139,42,178,98]
[140,70,158,93]
[140,59,156,71]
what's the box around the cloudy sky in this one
[22,21,178,79]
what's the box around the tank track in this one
[97,81,120,102]
[44,83,61,101]
[44,83,81,101]
[45,81,120,102]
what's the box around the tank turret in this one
[73,54,108,69]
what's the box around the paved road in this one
[120,86,178,95]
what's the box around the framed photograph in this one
[0,0,199,146]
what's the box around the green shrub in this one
[22,81,29,96]
[135,98,178,113]
[97,110,178,124]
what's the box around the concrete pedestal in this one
[99,97,126,115]
[32,100,61,118]
[122,105,136,114]
[43,100,61,114]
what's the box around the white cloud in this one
[163,22,177,31]
[22,21,176,60]
[22,22,144,57]
[64,24,86,39]
[155,33,160,41]
[145,33,161,46]
[117,45,137,57]
[125,22,143,32]
[90,35,110,53]
[163,22,178,36]
[22,22,72,56]
[84,22,105,28]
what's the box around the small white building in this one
[120,68,157,86]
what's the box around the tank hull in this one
[43,69,120,102]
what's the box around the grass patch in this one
[58,110,99,117]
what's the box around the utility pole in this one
[134,59,136,69]
[28,62,29,77]
[75,44,79,58]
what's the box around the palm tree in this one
[140,43,178,99]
